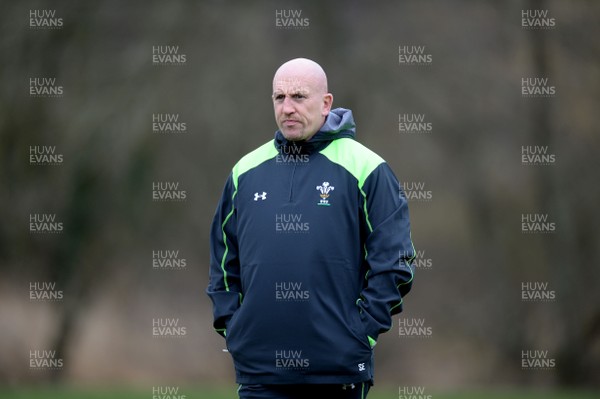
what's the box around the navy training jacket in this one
[207,108,415,385]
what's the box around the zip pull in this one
[342,383,356,390]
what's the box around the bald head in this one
[271,58,333,141]
[273,58,328,95]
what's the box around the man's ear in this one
[322,93,333,116]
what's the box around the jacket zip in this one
[288,161,297,202]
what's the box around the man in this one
[207,58,415,399]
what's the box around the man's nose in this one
[282,96,295,114]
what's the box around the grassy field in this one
[0,385,598,399]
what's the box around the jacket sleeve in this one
[206,173,242,338]
[356,162,415,346]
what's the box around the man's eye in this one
[292,94,305,99]
[274,94,284,100]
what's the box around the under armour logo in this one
[254,192,267,201]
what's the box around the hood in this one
[274,108,356,154]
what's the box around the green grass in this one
[421,392,599,399]
[0,386,598,399]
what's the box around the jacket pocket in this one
[225,306,242,344]
[351,301,373,350]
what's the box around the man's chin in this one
[281,130,306,142]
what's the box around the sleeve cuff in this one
[368,336,377,348]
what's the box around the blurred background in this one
[1,0,599,397]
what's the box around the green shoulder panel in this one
[232,140,279,189]
[319,138,385,188]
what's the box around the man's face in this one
[272,77,332,141]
